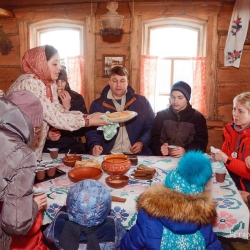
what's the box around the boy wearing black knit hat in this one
[150,80,208,157]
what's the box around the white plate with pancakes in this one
[106,111,138,123]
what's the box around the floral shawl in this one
[22,46,53,101]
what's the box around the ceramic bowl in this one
[105,175,129,189]
[102,154,131,175]
[68,167,103,182]
[62,155,82,167]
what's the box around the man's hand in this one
[92,145,103,156]
[58,90,71,110]
[161,143,169,156]
[130,142,143,154]
[170,146,185,158]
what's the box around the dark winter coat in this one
[85,85,155,155]
[150,103,208,155]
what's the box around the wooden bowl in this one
[68,167,103,182]
[102,154,131,175]
[105,175,129,189]
[62,155,82,167]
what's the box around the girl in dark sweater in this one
[43,67,88,154]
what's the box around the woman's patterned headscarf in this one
[22,46,57,101]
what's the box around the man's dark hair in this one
[109,66,128,79]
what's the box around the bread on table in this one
[131,164,156,180]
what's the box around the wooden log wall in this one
[0,0,246,151]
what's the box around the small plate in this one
[45,163,59,168]
[38,160,53,166]
[106,111,138,123]
[128,168,159,181]
[33,191,46,196]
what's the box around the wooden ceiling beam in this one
[0,8,14,18]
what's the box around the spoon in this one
[65,153,69,160]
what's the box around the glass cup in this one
[36,169,46,181]
[48,148,59,159]
[168,145,177,155]
[215,169,226,183]
[46,166,56,177]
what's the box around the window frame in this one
[143,18,207,57]
[29,19,84,54]
[141,17,208,113]
[28,19,96,109]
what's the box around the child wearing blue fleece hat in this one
[43,179,126,250]
[121,151,221,250]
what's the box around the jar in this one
[102,154,131,175]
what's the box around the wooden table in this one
[35,153,249,239]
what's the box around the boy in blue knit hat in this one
[150,80,208,158]
[43,179,126,250]
[121,151,221,250]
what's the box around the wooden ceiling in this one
[0,0,236,10]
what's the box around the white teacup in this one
[168,145,177,155]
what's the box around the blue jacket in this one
[86,85,155,155]
[43,206,126,250]
[120,184,221,250]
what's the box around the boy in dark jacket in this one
[150,81,208,157]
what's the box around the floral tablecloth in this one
[35,153,249,239]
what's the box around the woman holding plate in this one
[212,92,250,192]
[6,45,107,160]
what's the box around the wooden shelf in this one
[0,8,14,18]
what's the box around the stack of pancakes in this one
[75,159,101,169]
[131,164,156,180]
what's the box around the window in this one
[29,20,85,95]
[29,20,84,66]
[143,18,207,112]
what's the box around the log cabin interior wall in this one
[0,0,247,151]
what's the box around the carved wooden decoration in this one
[0,8,14,18]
